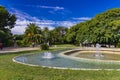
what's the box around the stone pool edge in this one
[12,48,120,71]
[59,49,120,63]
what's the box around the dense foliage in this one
[50,27,68,44]
[40,44,49,50]
[67,8,120,47]
[0,6,16,46]
[23,25,68,47]
[24,23,43,46]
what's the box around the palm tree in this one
[24,23,43,46]
[43,27,49,43]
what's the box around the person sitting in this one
[0,43,3,50]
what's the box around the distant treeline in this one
[0,5,120,47]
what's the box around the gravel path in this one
[0,47,40,54]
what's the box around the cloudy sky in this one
[1,0,120,34]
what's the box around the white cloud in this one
[73,17,92,21]
[37,6,64,11]
[9,8,55,34]
[11,19,56,34]
[25,5,69,15]
[11,25,26,34]
[26,5,64,11]
[10,8,80,34]
[10,8,40,21]
[54,21,77,27]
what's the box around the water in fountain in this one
[95,43,104,58]
[14,49,120,69]
[42,52,54,59]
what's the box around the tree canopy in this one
[0,6,16,31]
[67,8,120,47]
[0,6,16,46]
[24,23,43,45]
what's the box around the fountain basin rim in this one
[59,49,120,63]
[12,48,120,70]
[12,57,120,70]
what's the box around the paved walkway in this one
[0,47,40,54]
[0,47,120,54]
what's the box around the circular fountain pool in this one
[13,49,120,70]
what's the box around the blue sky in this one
[1,0,120,34]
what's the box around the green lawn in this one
[0,47,120,80]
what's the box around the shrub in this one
[40,44,49,50]
[117,43,120,48]
[16,40,28,47]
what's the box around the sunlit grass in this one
[0,45,120,80]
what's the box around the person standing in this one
[32,42,35,47]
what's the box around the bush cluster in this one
[117,43,120,48]
[40,44,49,50]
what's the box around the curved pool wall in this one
[13,48,120,70]
[59,49,120,63]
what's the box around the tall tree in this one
[43,27,50,43]
[66,22,84,44]
[0,6,16,46]
[0,6,16,31]
[70,8,120,47]
[24,23,43,46]
[51,26,68,44]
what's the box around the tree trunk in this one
[108,43,111,48]
[114,43,117,48]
